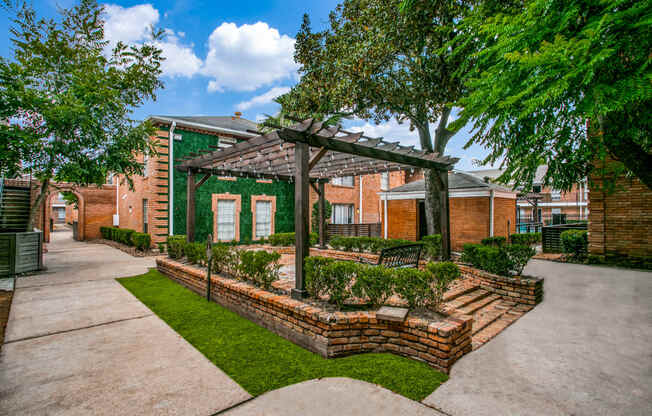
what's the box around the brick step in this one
[457,293,501,315]
[443,282,479,302]
[471,299,509,335]
[444,288,491,310]
[472,309,525,350]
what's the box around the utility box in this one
[0,231,43,277]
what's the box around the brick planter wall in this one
[157,257,472,373]
[458,264,543,308]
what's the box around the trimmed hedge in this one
[560,230,588,259]
[328,236,417,254]
[421,235,442,260]
[461,243,535,276]
[167,235,186,259]
[268,232,318,247]
[305,257,460,310]
[132,232,151,251]
[510,233,541,246]
[481,236,506,247]
[100,226,137,247]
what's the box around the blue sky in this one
[0,1,493,171]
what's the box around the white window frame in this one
[331,176,354,187]
[254,200,272,239]
[217,199,236,241]
[332,203,354,224]
[380,172,389,191]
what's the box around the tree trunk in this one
[27,178,50,231]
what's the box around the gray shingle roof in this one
[150,115,258,134]
[469,165,548,185]
[388,171,513,193]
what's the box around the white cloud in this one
[102,3,201,78]
[236,86,290,111]
[348,118,422,149]
[202,22,298,92]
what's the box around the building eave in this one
[146,116,258,138]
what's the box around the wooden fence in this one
[326,223,381,240]
[542,223,587,253]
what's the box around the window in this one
[57,208,65,219]
[217,199,236,241]
[550,189,561,200]
[143,153,149,177]
[331,176,354,187]
[142,199,149,234]
[255,201,272,239]
[551,208,561,215]
[380,172,389,191]
[332,204,354,224]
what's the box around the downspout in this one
[168,121,176,235]
[383,195,388,239]
[359,175,363,223]
[489,189,495,237]
[115,176,119,226]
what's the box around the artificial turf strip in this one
[117,269,448,401]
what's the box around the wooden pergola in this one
[177,118,458,300]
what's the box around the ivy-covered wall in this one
[170,127,295,242]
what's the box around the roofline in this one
[379,187,517,200]
[146,116,258,138]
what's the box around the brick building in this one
[588,158,652,262]
[116,114,295,246]
[470,165,589,225]
[378,171,517,250]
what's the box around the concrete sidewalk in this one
[0,231,249,415]
[424,260,652,416]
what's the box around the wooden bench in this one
[360,244,423,268]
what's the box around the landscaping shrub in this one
[462,242,535,276]
[351,265,394,308]
[100,226,111,240]
[238,250,281,289]
[320,261,357,309]
[118,228,136,246]
[510,233,541,246]
[305,256,336,298]
[157,242,165,253]
[328,236,417,254]
[503,244,535,275]
[425,262,461,308]
[420,234,442,260]
[393,268,433,309]
[268,232,318,246]
[167,235,186,259]
[184,242,206,265]
[481,236,506,247]
[210,244,233,274]
[132,232,151,251]
[561,230,588,259]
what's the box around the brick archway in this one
[43,185,85,243]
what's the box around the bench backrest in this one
[377,244,423,268]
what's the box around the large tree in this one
[278,0,473,236]
[454,0,652,191]
[0,0,164,229]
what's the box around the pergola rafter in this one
[177,118,458,300]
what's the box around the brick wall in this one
[589,165,652,260]
[493,196,517,239]
[450,197,490,249]
[384,199,418,241]
[157,257,472,373]
[79,187,116,240]
[458,264,543,307]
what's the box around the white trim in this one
[517,201,588,207]
[359,175,363,223]
[168,121,176,235]
[148,116,257,138]
[383,198,388,239]
[379,188,517,201]
[489,190,494,236]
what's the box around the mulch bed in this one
[0,290,14,352]
[90,239,161,257]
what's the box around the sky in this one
[0,0,494,171]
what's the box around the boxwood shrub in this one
[167,235,186,259]
[510,233,541,246]
[268,232,318,247]
[132,232,151,251]
[560,230,588,259]
[462,242,535,276]
[100,226,137,246]
[481,236,506,247]
[328,236,416,254]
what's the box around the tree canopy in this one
[454,0,652,191]
[0,0,164,227]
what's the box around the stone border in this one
[157,257,472,374]
[91,239,159,257]
[458,264,543,307]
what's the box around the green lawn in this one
[117,269,448,401]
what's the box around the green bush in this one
[321,261,358,309]
[393,268,433,309]
[184,242,206,265]
[481,236,506,247]
[211,244,233,274]
[426,261,461,306]
[510,233,541,246]
[268,232,318,246]
[561,230,588,259]
[157,242,165,253]
[238,250,281,289]
[167,235,186,259]
[328,236,417,254]
[351,265,394,308]
[503,244,535,275]
[100,226,111,240]
[420,234,442,260]
[117,228,136,246]
[305,256,336,298]
[132,232,151,251]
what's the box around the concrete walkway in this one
[425,259,652,416]
[0,230,250,415]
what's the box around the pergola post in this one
[292,141,310,300]
[186,168,195,242]
[439,169,451,260]
[318,181,326,248]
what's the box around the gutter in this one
[169,121,176,235]
[147,116,258,138]
[489,189,494,237]
[359,175,363,223]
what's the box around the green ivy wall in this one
[169,127,295,242]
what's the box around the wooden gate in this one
[0,231,43,277]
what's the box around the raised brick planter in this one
[458,264,544,307]
[157,257,472,373]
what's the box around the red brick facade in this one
[588,163,652,260]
